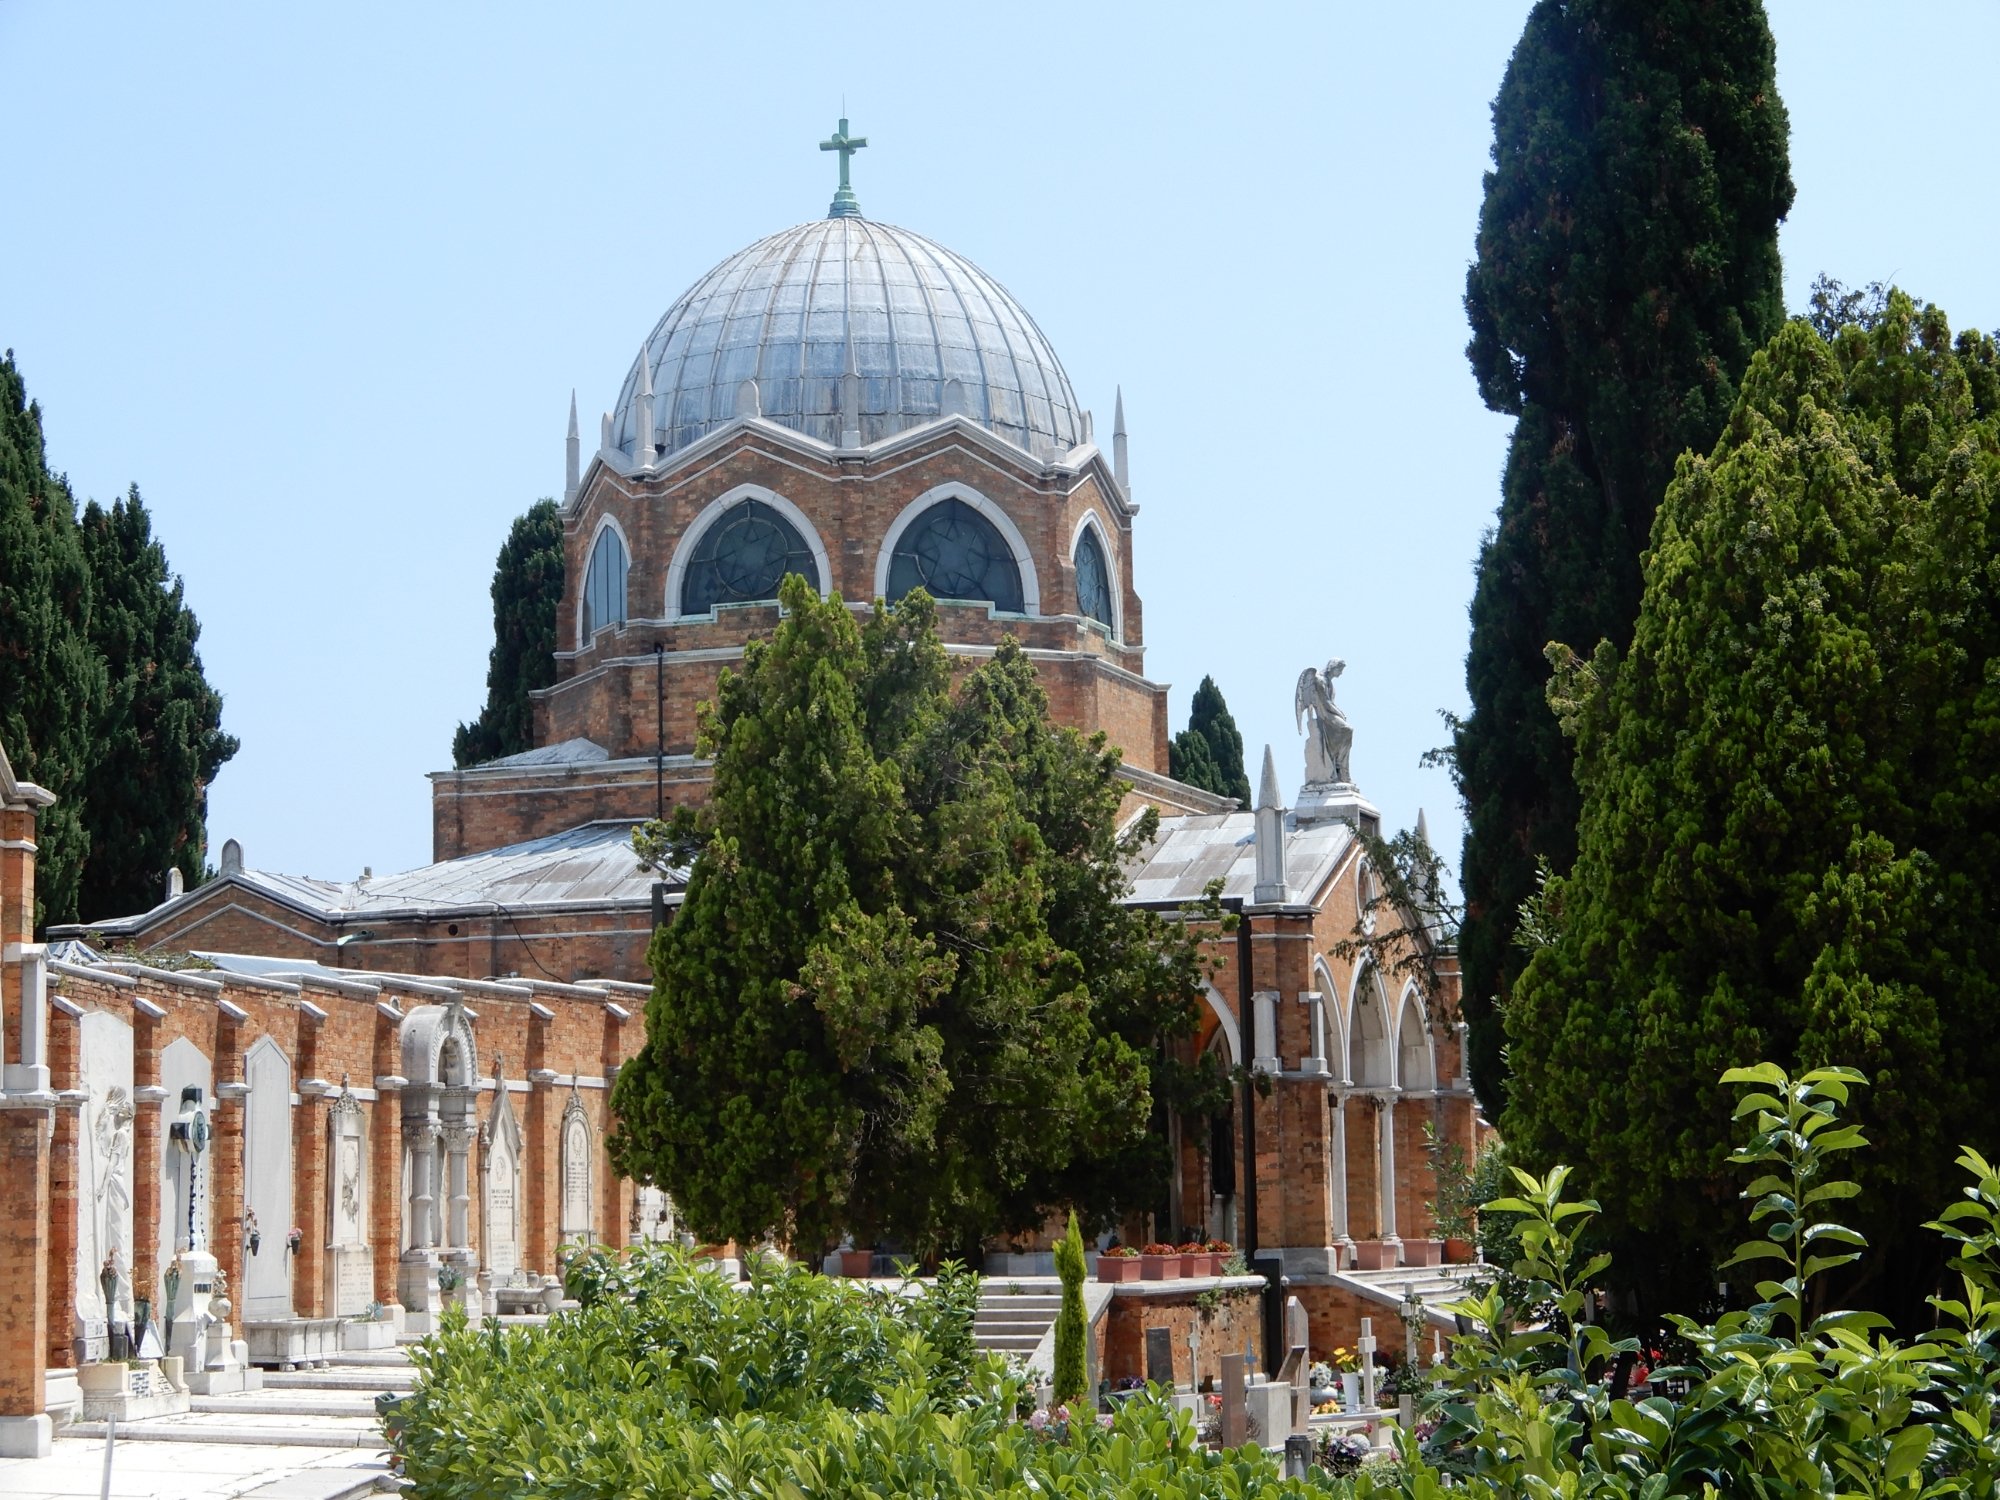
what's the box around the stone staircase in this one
[67,1346,411,1459]
[973,1279,1065,1361]
[1333,1262,1486,1330]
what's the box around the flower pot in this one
[1180,1252,1211,1277]
[1443,1237,1476,1264]
[1406,1239,1444,1267]
[1351,1239,1397,1270]
[1097,1255,1141,1283]
[1140,1253,1179,1281]
[838,1249,873,1277]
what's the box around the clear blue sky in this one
[4,2,1996,895]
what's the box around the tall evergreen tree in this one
[0,352,103,929]
[453,499,563,767]
[75,488,238,920]
[610,577,1217,1257]
[1505,299,2000,1323]
[1454,0,1794,1112]
[1168,675,1251,805]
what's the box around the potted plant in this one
[1424,1121,1480,1263]
[286,1225,304,1256]
[1177,1240,1211,1276]
[1096,1245,1141,1283]
[1139,1242,1180,1280]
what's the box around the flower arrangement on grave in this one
[1317,1429,1372,1476]
[437,1262,462,1294]
[286,1225,304,1255]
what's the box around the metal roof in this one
[611,218,1082,462]
[1123,812,1357,906]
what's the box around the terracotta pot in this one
[1179,1252,1211,1277]
[838,1249,874,1277]
[1140,1253,1179,1281]
[1443,1237,1476,1264]
[1097,1255,1141,1283]
[1407,1239,1445,1267]
[1351,1239,1397,1270]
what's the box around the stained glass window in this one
[581,526,628,637]
[886,498,1025,613]
[679,499,820,616]
[1074,525,1113,629]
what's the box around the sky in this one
[4,1,1998,897]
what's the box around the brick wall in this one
[1100,1283,1264,1388]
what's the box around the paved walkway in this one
[0,1433,392,1499]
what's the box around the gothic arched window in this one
[581,526,628,637]
[886,498,1024,613]
[1074,525,1113,629]
[679,499,820,616]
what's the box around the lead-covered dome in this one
[612,218,1083,462]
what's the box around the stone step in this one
[325,1349,415,1366]
[263,1368,418,1393]
[66,1412,387,1449]
[194,1392,382,1418]
[974,1334,1043,1351]
[979,1297,1061,1311]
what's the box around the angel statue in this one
[1295,660,1353,786]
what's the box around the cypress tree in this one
[0,352,104,929]
[1454,0,1794,1112]
[1505,298,2000,1323]
[1168,675,1251,805]
[75,488,238,920]
[453,499,563,767]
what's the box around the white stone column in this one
[1299,991,1329,1075]
[2,941,49,1094]
[1378,1089,1402,1252]
[1330,1091,1352,1263]
[408,1120,437,1252]
[1252,991,1280,1075]
[444,1125,472,1252]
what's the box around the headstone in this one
[1286,1296,1310,1364]
[326,1085,372,1314]
[74,1012,135,1362]
[1145,1326,1175,1387]
[559,1090,592,1244]
[241,1037,294,1319]
[632,1184,675,1243]
[157,1039,212,1290]
[1219,1352,1246,1447]
[483,1086,523,1278]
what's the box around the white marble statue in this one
[1294,659,1353,786]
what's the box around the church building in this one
[5,128,1477,1456]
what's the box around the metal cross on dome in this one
[820,116,867,218]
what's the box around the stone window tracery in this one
[582,526,628,637]
[886,497,1024,613]
[679,499,820,616]
[1074,525,1113,629]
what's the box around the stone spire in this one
[631,348,655,469]
[1112,386,1130,497]
[1416,807,1430,849]
[1253,744,1288,905]
[563,390,580,504]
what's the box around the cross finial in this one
[820,116,867,219]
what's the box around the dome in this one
[611,218,1083,463]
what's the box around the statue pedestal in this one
[1293,782,1378,831]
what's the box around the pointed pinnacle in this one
[637,348,654,398]
[1257,744,1281,811]
[567,389,579,438]
[1113,385,1126,436]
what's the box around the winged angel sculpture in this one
[1295,660,1353,786]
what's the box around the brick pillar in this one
[371,1004,405,1309]
[212,1029,247,1310]
[45,1015,79,1370]
[133,1013,163,1324]
[293,1097,327,1318]
[1347,1095,1381,1241]
[0,1111,52,1453]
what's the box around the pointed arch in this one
[874,484,1041,614]
[578,515,630,640]
[1067,508,1122,639]
[1314,955,1351,1083]
[1201,982,1241,1068]
[1394,980,1437,1093]
[1347,962,1393,1088]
